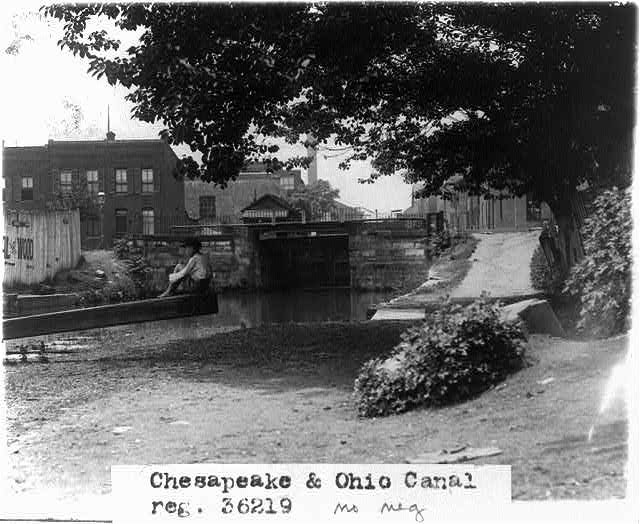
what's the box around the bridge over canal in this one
[129,213,444,292]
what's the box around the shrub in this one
[426,229,451,258]
[530,245,564,295]
[112,236,156,298]
[564,187,631,338]
[354,298,527,417]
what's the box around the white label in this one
[112,464,511,523]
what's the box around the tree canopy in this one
[286,179,340,221]
[44,3,636,213]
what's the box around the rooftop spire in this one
[106,105,116,141]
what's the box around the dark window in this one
[115,169,128,193]
[21,176,33,200]
[86,170,99,195]
[115,209,128,234]
[85,216,101,237]
[60,171,72,195]
[142,168,154,193]
[499,198,503,220]
[199,196,216,219]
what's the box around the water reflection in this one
[215,288,394,327]
[4,289,396,350]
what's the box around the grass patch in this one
[411,234,479,297]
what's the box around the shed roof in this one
[241,193,295,212]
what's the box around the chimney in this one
[306,133,318,185]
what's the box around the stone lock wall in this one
[124,220,435,293]
[348,226,431,292]
[128,227,259,292]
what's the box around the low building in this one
[184,164,305,223]
[240,194,301,224]
[2,132,185,248]
[405,177,532,232]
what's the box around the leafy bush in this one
[426,229,451,258]
[354,298,527,417]
[530,245,564,294]
[77,279,141,307]
[564,187,631,337]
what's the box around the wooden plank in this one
[3,293,219,340]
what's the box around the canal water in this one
[215,288,395,327]
[3,288,397,362]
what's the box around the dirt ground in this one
[450,230,540,298]
[4,319,629,515]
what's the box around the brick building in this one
[2,132,185,248]
[184,163,305,223]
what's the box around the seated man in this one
[159,238,212,297]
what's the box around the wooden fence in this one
[3,208,81,287]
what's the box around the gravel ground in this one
[3,321,629,518]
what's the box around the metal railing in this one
[123,211,445,237]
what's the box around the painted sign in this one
[4,235,34,261]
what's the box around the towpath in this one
[372,230,541,319]
[450,230,540,298]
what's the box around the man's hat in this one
[182,237,201,251]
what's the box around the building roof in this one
[333,199,358,211]
[241,162,271,173]
[241,193,295,213]
[239,166,302,179]
[5,137,172,147]
[4,137,179,161]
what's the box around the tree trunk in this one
[546,194,585,277]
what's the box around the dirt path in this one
[372,235,479,318]
[450,231,540,298]
[4,322,628,517]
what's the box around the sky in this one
[0,4,413,214]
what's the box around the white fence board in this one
[3,209,81,287]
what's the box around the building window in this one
[86,170,99,195]
[280,175,295,191]
[199,196,216,219]
[115,209,128,234]
[60,170,73,195]
[21,176,33,200]
[85,215,101,237]
[115,169,128,193]
[142,208,155,235]
[141,168,154,193]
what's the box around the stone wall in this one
[124,219,435,293]
[126,228,259,292]
[348,225,431,292]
